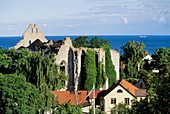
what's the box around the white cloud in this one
[122,17,128,24]
[7,26,16,31]
[159,16,166,23]
[63,24,80,28]
[152,15,167,23]
[43,23,48,26]
[99,17,108,23]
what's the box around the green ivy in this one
[84,50,97,90]
[104,46,116,87]
[96,62,107,89]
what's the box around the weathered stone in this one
[14,24,120,91]
[14,24,47,49]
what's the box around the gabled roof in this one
[99,79,147,98]
[120,79,139,96]
[51,90,89,105]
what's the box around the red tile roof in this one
[89,90,102,99]
[51,90,89,105]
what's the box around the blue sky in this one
[0,0,170,36]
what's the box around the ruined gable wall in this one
[14,24,47,49]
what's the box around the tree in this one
[53,102,82,114]
[0,74,45,114]
[17,51,67,109]
[72,36,89,48]
[154,47,170,75]
[90,37,111,48]
[89,108,105,114]
[111,103,130,114]
[121,40,148,79]
[153,47,170,113]
[84,50,97,90]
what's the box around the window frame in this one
[111,98,116,104]
[124,98,130,105]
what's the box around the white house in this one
[99,79,146,114]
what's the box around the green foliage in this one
[72,36,117,87]
[89,108,106,114]
[153,47,170,113]
[84,50,97,90]
[17,51,67,109]
[104,46,116,87]
[90,37,111,48]
[0,74,45,114]
[125,77,138,85]
[121,40,148,79]
[53,102,82,114]
[96,62,107,89]
[130,68,169,114]
[72,36,89,48]
[154,47,170,75]
[0,48,68,110]
[111,103,130,114]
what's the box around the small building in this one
[96,79,146,114]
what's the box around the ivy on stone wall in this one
[96,62,107,89]
[104,46,116,87]
[73,36,117,88]
[84,50,97,90]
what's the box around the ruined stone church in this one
[14,24,120,90]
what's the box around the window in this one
[117,89,123,93]
[140,98,143,101]
[111,98,116,104]
[124,98,130,105]
[29,40,31,44]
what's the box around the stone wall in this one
[14,24,47,49]
[110,50,120,81]
[14,24,120,91]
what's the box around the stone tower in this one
[14,24,47,49]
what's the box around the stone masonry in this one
[14,24,47,49]
[14,24,120,91]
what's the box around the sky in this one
[0,0,170,36]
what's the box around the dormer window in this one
[117,89,123,93]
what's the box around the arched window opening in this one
[30,28,33,33]
[117,89,123,93]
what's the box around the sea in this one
[0,35,170,55]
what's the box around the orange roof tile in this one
[120,79,147,97]
[51,90,88,105]
[120,79,139,96]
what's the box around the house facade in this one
[95,79,146,114]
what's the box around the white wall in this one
[104,85,135,113]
